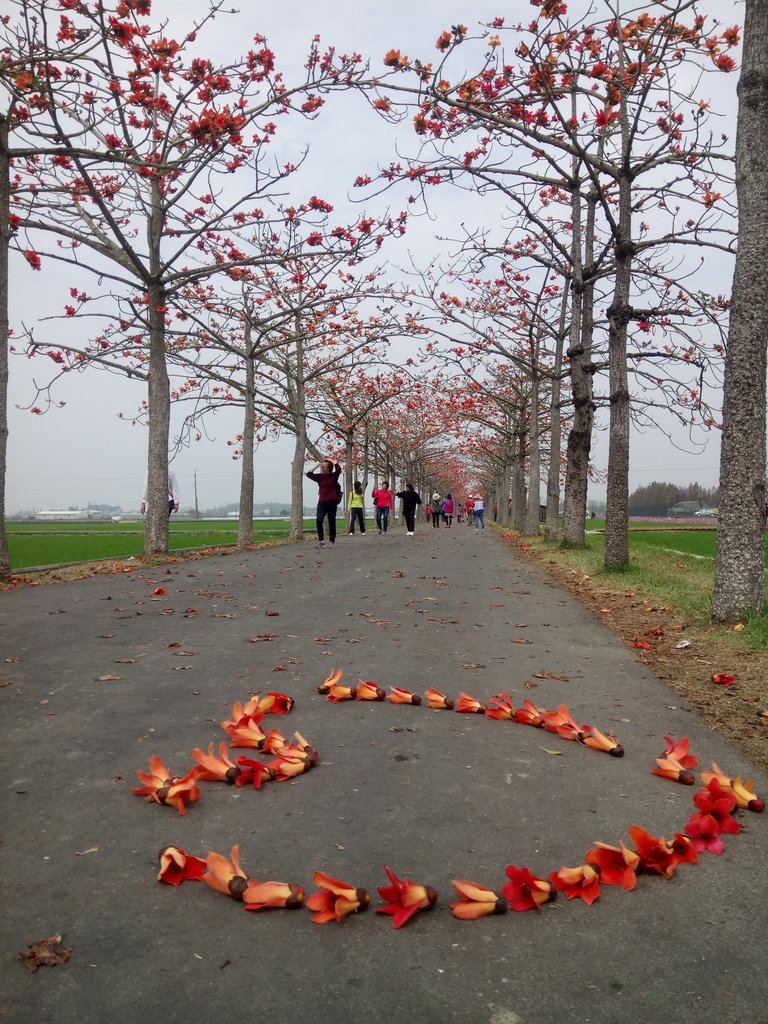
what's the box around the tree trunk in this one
[545,286,568,540]
[0,112,11,578]
[498,455,511,527]
[289,326,307,541]
[511,431,527,530]
[712,0,768,620]
[144,279,171,556]
[237,332,255,547]
[524,361,541,536]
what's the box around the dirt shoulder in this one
[497,532,768,773]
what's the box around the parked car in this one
[694,508,718,517]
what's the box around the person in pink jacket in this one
[371,480,395,534]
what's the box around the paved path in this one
[2,523,767,1024]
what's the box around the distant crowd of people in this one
[305,458,487,547]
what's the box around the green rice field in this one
[5,518,310,570]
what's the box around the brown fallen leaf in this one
[265,611,280,617]
[539,747,563,755]
[159,608,175,616]
[533,671,571,682]
[75,846,99,856]
[462,663,486,669]
[5,657,21,663]
[112,659,136,665]
[246,634,277,642]
[512,638,532,645]
[96,633,115,639]
[18,934,70,972]
[313,636,333,643]
[0,677,14,687]
[172,665,193,671]
[96,674,121,682]
[167,642,181,648]
[174,650,199,657]
[272,665,288,672]
[524,681,539,689]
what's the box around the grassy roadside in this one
[496,526,768,772]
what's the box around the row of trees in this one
[2,0,766,623]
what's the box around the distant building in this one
[33,509,101,521]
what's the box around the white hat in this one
[432,492,440,500]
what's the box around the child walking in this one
[348,481,366,535]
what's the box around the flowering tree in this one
[6,0,365,555]
[356,1,738,564]
[712,0,768,620]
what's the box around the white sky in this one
[7,0,741,512]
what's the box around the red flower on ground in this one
[133,755,201,815]
[318,668,344,694]
[661,736,698,769]
[157,846,207,886]
[455,692,486,714]
[579,725,624,757]
[424,688,454,710]
[711,672,737,686]
[224,715,267,748]
[233,756,276,788]
[376,865,438,928]
[306,871,370,924]
[387,687,421,705]
[450,879,508,920]
[501,865,556,911]
[627,825,678,879]
[700,763,764,812]
[684,812,727,855]
[356,680,386,701]
[485,692,515,721]
[327,683,357,702]
[203,845,250,898]
[192,741,242,783]
[257,691,294,714]
[243,880,305,911]
[549,864,601,906]
[584,842,640,890]
[513,698,544,727]
[692,779,741,835]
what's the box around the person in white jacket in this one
[472,494,485,530]
[141,469,179,517]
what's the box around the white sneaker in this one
[407,531,414,536]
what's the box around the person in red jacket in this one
[371,480,395,534]
[306,458,342,548]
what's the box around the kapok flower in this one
[157,845,207,886]
[670,831,699,865]
[192,741,243,783]
[513,698,544,727]
[579,725,624,757]
[387,687,422,705]
[651,755,696,785]
[224,715,267,748]
[257,691,294,714]
[327,682,357,702]
[485,692,515,721]
[455,692,486,714]
[220,699,261,732]
[424,688,454,710]
[203,845,250,899]
[356,680,386,701]
[268,753,311,781]
[318,667,344,694]
[627,825,678,879]
[450,879,507,920]
[133,755,201,815]
[700,763,765,812]
[501,865,556,911]
[260,727,287,754]
[661,735,698,770]
[242,880,305,911]
[684,812,727,855]
[306,870,370,924]
[233,756,276,789]
[542,704,587,741]
[585,842,640,890]
[549,864,600,906]
[376,865,438,928]
[693,779,741,835]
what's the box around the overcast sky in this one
[6,0,741,513]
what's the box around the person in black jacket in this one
[396,481,423,536]
[306,458,342,548]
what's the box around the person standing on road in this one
[141,468,179,517]
[431,492,442,528]
[347,480,366,536]
[464,496,474,525]
[372,480,395,534]
[472,493,486,530]
[396,481,422,536]
[306,458,342,548]
[443,493,454,527]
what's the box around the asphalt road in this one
[2,522,767,1024]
